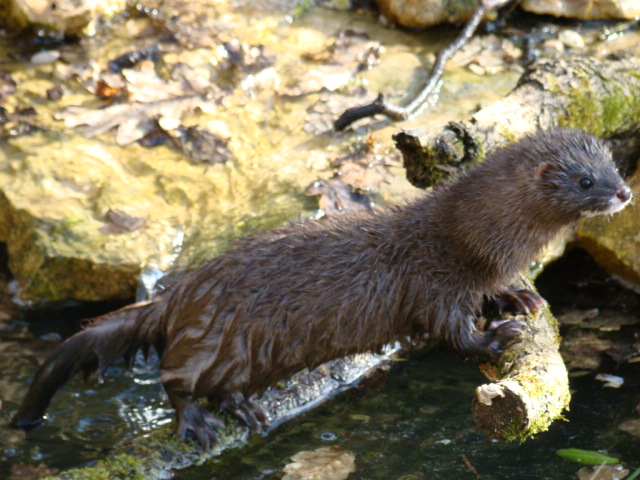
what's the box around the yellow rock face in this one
[576,169,640,289]
[1,0,126,35]
[521,0,640,20]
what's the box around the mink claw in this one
[174,398,225,449]
[494,287,546,315]
[484,319,526,358]
[221,393,269,433]
[487,318,526,338]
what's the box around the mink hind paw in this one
[484,318,526,357]
[174,396,225,449]
[494,286,546,315]
[221,393,269,433]
[11,414,45,430]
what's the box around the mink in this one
[12,129,632,448]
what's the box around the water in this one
[0,308,173,476]
[2,311,640,478]
[176,351,640,480]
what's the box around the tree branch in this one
[334,0,511,131]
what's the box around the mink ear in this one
[535,162,552,180]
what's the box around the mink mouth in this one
[581,194,632,217]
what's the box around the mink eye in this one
[579,177,594,189]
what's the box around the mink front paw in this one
[484,318,526,358]
[454,317,526,361]
[175,399,225,449]
[493,286,546,315]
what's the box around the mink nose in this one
[616,184,632,202]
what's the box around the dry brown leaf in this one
[561,330,613,371]
[306,177,372,214]
[0,70,17,100]
[121,61,191,103]
[303,89,379,135]
[283,446,356,480]
[280,29,380,97]
[9,462,59,480]
[99,208,146,235]
[619,418,640,438]
[175,126,233,165]
[577,464,629,480]
[56,95,210,145]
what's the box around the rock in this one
[371,0,477,28]
[0,0,126,36]
[520,0,640,20]
[0,132,310,301]
[373,0,640,26]
[575,168,640,291]
[558,30,585,49]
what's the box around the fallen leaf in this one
[58,57,220,144]
[175,125,233,165]
[99,209,146,235]
[303,89,379,135]
[0,70,17,100]
[595,373,624,388]
[306,177,372,214]
[556,448,619,466]
[561,331,613,371]
[220,39,274,75]
[121,61,193,103]
[280,29,380,98]
[0,106,42,139]
[56,94,212,145]
[9,462,59,480]
[618,418,640,438]
[577,464,629,480]
[557,308,638,331]
[302,28,380,73]
[95,72,128,102]
[283,446,356,480]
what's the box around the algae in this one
[556,68,640,136]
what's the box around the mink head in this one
[530,129,632,220]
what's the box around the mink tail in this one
[11,301,161,429]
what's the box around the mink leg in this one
[494,286,546,315]
[167,389,225,449]
[221,392,269,433]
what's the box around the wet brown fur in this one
[13,129,631,447]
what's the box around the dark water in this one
[2,315,640,479]
[0,308,173,477]
[176,351,640,480]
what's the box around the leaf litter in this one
[56,57,223,145]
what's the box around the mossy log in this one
[394,54,640,188]
[473,280,570,441]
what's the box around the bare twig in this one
[334,0,511,131]
[461,454,482,479]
